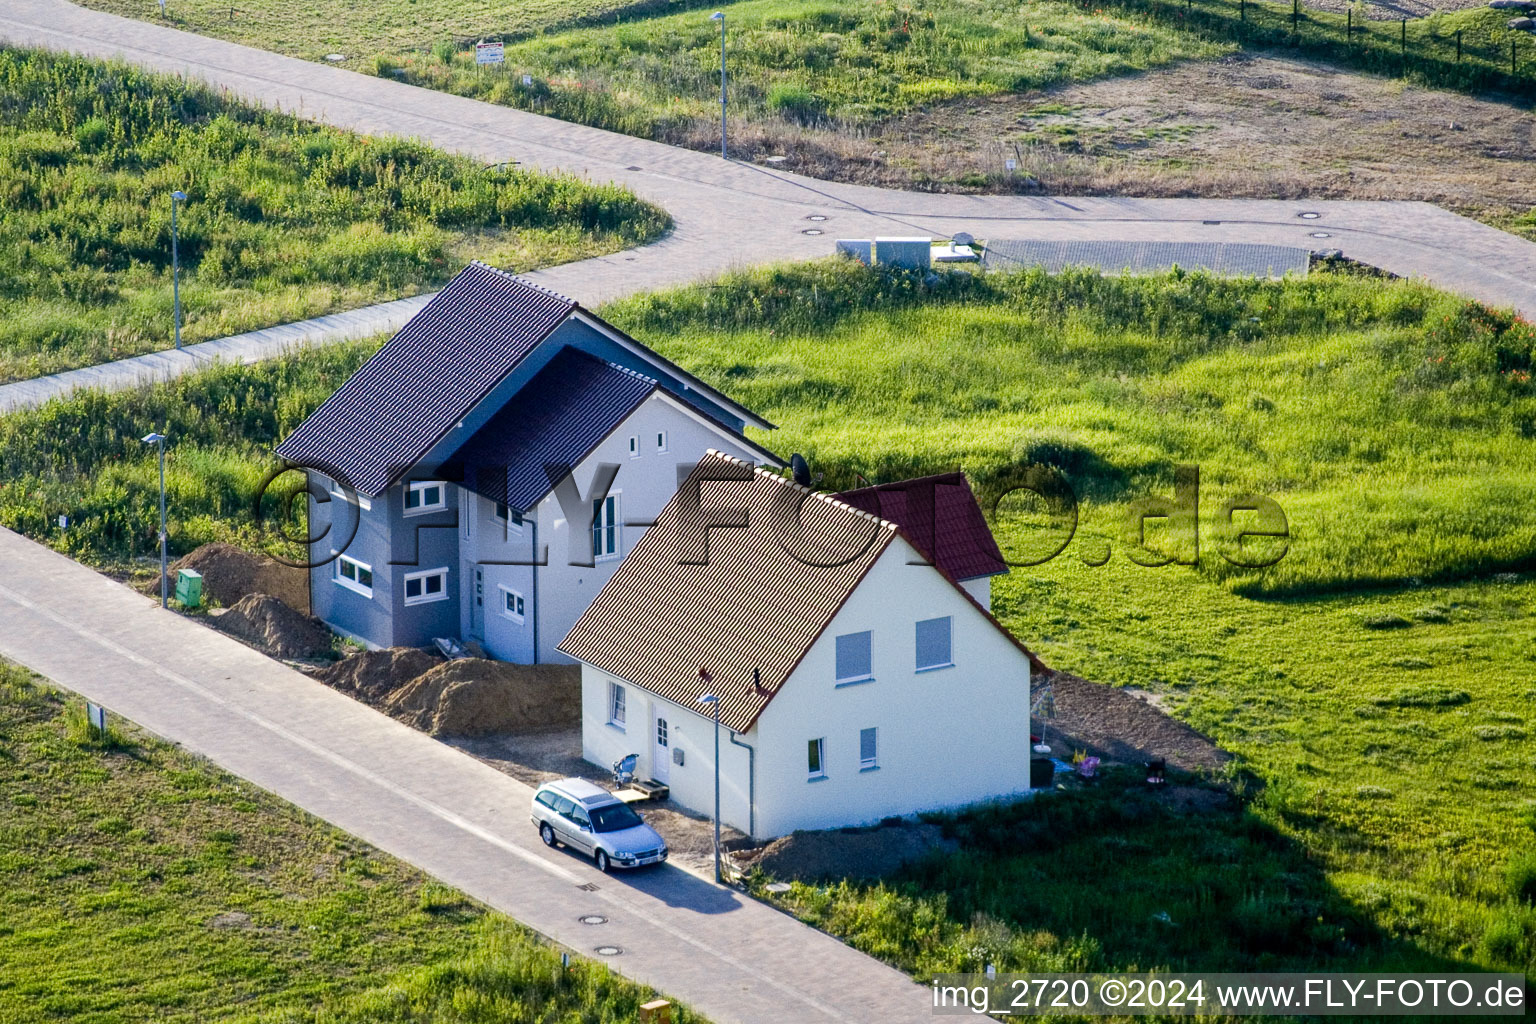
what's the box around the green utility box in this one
[175,568,203,608]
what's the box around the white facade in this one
[580,533,1033,839]
[459,391,771,663]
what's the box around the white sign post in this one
[86,702,107,738]
[475,41,505,66]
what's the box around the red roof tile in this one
[835,472,1008,582]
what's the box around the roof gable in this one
[275,262,575,497]
[835,472,1008,582]
[559,451,897,732]
[442,347,657,513]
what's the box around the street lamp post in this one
[142,432,169,608]
[170,190,186,350]
[709,12,726,160]
[698,681,722,883]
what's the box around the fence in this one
[1088,0,1536,96]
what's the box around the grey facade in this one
[287,263,778,657]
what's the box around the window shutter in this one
[835,631,872,681]
[916,616,952,670]
[860,727,877,766]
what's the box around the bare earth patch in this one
[1037,671,1231,773]
[728,53,1534,238]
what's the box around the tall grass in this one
[604,259,1536,597]
[0,47,667,382]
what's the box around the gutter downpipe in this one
[728,729,756,839]
[530,516,540,663]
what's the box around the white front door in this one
[652,709,670,785]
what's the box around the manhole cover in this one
[802,228,823,236]
[806,214,828,222]
[593,945,623,956]
[764,882,792,894]
[578,914,607,925]
[1297,211,1322,220]
[1309,231,1331,239]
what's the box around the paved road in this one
[4,0,1536,322]
[0,527,930,1023]
[0,294,433,413]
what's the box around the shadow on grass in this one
[778,768,1478,976]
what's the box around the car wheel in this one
[594,849,610,873]
[540,823,556,847]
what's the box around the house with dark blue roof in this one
[276,261,779,661]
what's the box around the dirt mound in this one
[384,660,579,737]
[214,594,334,659]
[747,822,957,882]
[1037,672,1230,772]
[318,647,442,704]
[142,543,308,613]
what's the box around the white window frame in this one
[859,727,879,771]
[404,480,447,516]
[627,435,640,458]
[492,501,525,534]
[655,430,668,453]
[592,491,622,562]
[335,555,374,598]
[607,681,627,730]
[915,615,955,673]
[402,566,449,607]
[499,584,525,624]
[807,737,827,780]
[834,630,874,686]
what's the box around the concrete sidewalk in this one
[0,525,930,1023]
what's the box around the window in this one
[336,555,373,597]
[860,727,879,770]
[592,493,621,560]
[655,430,668,453]
[569,805,591,829]
[591,802,644,833]
[607,681,626,729]
[552,795,577,819]
[916,616,953,671]
[627,435,639,457]
[835,630,873,685]
[493,502,524,533]
[404,480,446,515]
[403,567,448,606]
[500,585,525,624]
[807,737,826,780]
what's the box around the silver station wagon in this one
[530,777,668,872]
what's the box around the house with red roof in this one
[560,451,1042,839]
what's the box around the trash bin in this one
[175,568,203,608]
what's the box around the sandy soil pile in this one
[744,822,958,882]
[384,660,579,737]
[143,542,308,612]
[214,594,334,659]
[1036,672,1230,772]
[317,647,442,704]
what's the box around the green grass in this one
[3,259,1533,982]
[593,260,1536,979]
[79,0,1533,157]
[0,47,667,383]
[0,661,701,1023]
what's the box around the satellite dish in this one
[790,453,812,487]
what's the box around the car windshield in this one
[589,802,645,833]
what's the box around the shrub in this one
[1361,613,1412,630]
